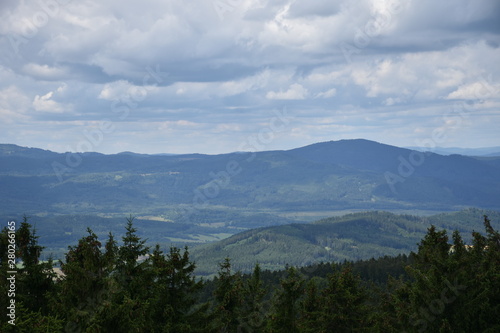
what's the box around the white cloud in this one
[315,88,337,99]
[33,91,63,113]
[32,85,72,113]
[0,86,31,123]
[266,83,308,100]
[98,80,134,101]
[447,80,500,100]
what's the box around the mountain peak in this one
[287,139,411,172]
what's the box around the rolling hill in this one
[190,208,500,276]
[1,139,500,254]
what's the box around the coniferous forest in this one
[1,216,499,332]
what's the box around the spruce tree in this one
[150,245,206,332]
[101,217,152,332]
[0,218,61,331]
[239,263,267,332]
[54,228,109,332]
[15,217,57,313]
[211,257,244,332]
[317,265,370,332]
[391,218,500,332]
[267,266,305,333]
[299,279,322,333]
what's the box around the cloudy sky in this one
[1,0,499,154]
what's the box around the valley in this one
[1,139,499,273]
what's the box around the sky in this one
[0,0,499,154]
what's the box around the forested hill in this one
[2,139,500,257]
[191,208,500,275]
[2,139,500,218]
[2,212,499,332]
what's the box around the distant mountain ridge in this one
[407,145,500,157]
[1,139,500,208]
[1,139,500,247]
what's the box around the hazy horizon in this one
[3,138,500,156]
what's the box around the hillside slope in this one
[1,139,500,244]
[190,208,500,275]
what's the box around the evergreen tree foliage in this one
[1,214,498,332]
[13,216,56,313]
[319,266,370,332]
[239,263,268,332]
[115,216,150,299]
[149,245,206,333]
[53,228,110,332]
[391,217,500,332]
[210,257,244,332]
[299,278,322,333]
[267,266,305,333]
[0,217,60,331]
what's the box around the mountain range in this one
[1,139,500,261]
[407,146,500,157]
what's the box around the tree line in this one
[1,215,499,332]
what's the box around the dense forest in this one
[1,216,499,332]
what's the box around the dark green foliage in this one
[239,263,268,332]
[0,303,64,333]
[192,210,500,276]
[390,216,500,332]
[2,214,499,332]
[0,217,60,331]
[268,266,305,333]
[210,258,244,332]
[15,217,57,313]
[45,217,206,332]
[115,216,150,299]
[149,245,206,332]
[52,227,110,331]
[313,266,370,332]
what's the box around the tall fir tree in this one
[267,266,305,333]
[239,263,267,332]
[0,217,62,332]
[211,257,244,332]
[149,245,206,332]
[100,217,152,332]
[16,217,57,313]
[316,265,370,332]
[53,228,109,332]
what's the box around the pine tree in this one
[116,216,150,299]
[150,245,206,332]
[267,266,305,333]
[99,217,153,332]
[0,218,61,330]
[54,228,109,332]
[239,263,267,332]
[317,265,370,332]
[391,218,500,332]
[15,217,57,313]
[211,257,244,332]
[299,278,322,333]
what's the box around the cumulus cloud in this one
[266,83,309,100]
[447,80,500,100]
[32,85,72,113]
[33,91,63,112]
